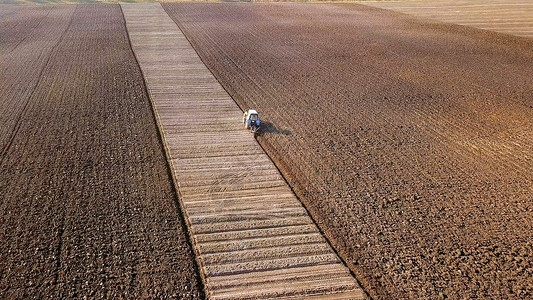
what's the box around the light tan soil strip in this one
[121,3,364,299]
[364,0,533,38]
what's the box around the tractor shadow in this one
[258,121,292,136]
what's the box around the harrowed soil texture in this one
[0,5,201,298]
[164,3,533,299]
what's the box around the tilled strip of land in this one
[0,5,201,298]
[122,3,364,299]
[0,5,74,164]
[364,0,533,39]
[164,3,533,299]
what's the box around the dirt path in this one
[0,5,201,298]
[164,3,533,299]
[122,3,364,299]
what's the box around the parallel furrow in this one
[121,4,363,299]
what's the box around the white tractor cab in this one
[243,109,260,133]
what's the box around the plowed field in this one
[365,0,533,39]
[164,3,533,299]
[0,5,201,298]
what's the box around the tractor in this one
[243,109,260,133]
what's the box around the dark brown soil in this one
[0,5,201,298]
[0,5,74,159]
[164,3,533,299]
